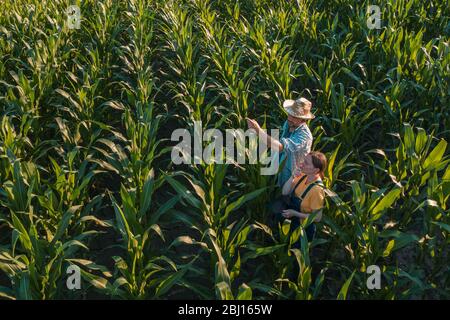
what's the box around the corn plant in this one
[158,3,217,126]
[1,0,449,300]
[196,0,255,126]
[0,159,98,299]
[166,163,267,299]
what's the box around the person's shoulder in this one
[293,172,306,182]
[306,184,325,204]
[312,181,325,196]
[303,123,313,137]
[295,123,312,137]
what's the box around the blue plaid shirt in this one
[278,121,313,187]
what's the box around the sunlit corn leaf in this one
[336,270,355,300]
[50,205,83,245]
[154,268,188,298]
[215,281,234,300]
[369,187,402,221]
[236,283,252,300]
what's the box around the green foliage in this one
[0,0,448,300]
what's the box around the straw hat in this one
[283,97,315,120]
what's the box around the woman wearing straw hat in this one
[247,97,315,186]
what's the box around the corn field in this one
[0,0,449,300]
